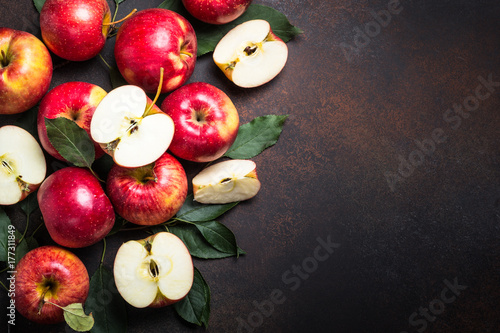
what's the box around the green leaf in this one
[19,192,39,217]
[15,234,38,265]
[0,207,11,262]
[194,221,238,255]
[224,114,288,159]
[174,267,210,327]
[45,117,96,168]
[176,194,238,222]
[33,0,46,13]
[85,265,127,333]
[62,303,94,332]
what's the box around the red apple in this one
[161,82,239,162]
[14,245,90,325]
[37,167,115,248]
[182,0,252,25]
[40,0,112,61]
[114,8,197,94]
[106,152,187,225]
[37,81,107,162]
[0,28,52,115]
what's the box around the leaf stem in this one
[103,9,137,26]
[98,53,112,70]
[0,279,8,292]
[100,238,107,265]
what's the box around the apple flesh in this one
[161,82,239,163]
[40,0,112,61]
[113,232,194,308]
[38,81,107,162]
[181,0,252,25]
[90,84,175,168]
[0,28,53,115]
[193,159,261,204]
[106,152,188,226]
[0,125,47,205]
[14,245,90,324]
[37,166,115,248]
[114,8,197,94]
[213,19,288,88]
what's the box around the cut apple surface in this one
[113,232,194,308]
[0,125,46,205]
[90,85,175,168]
[193,159,261,204]
[213,19,288,88]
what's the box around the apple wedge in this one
[213,19,288,88]
[90,85,175,168]
[192,159,261,204]
[0,125,46,205]
[113,232,194,308]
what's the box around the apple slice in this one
[90,84,174,168]
[0,125,46,205]
[213,19,288,88]
[113,232,194,308]
[193,159,261,204]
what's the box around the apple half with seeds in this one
[90,84,174,168]
[213,19,288,88]
[113,232,194,308]
[0,125,46,205]
[193,159,261,204]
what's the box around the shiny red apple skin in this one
[182,0,252,25]
[161,82,239,162]
[40,0,111,61]
[37,167,115,248]
[114,8,197,94]
[0,28,53,115]
[37,81,107,162]
[14,246,90,325]
[106,152,188,226]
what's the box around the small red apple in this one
[182,0,252,25]
[161,82,239,162]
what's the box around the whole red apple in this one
[182,0,252,25]
[106,152,188,225]
[14,246,90,325]
[0,28,52,115]
[40,0,112,61]
[38,81,107,162]
[161,82,239,162]
[37,167,115,248]
[114,8,197,94]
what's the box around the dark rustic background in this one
[1,0,499,332]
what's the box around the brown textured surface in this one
[1,0,500,332]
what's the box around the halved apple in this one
[193,159,261,204]
[213,19,288,88]
[113,232,194,308]
[90,85,174,168]
[0,125,46,205]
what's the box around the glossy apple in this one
[40,0,112,61]
[14,245,90,324]
[114,8,197,94]
[0,28,52,115]
[106,152,187,225]
[113,232,193,308]
[37,167,115,248]
[161,82,239,162]
[38,81,107,162]
[182,0,252,25]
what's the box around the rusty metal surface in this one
[1,0,499,332]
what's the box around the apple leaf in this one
[85,265,127,333]
[0,207,10,262]
[224,114,288,159]
[33,0,45,13]
[19,191,39,217]
[176,194,238,222]
[193,221,238,255]
[174,266,210,328]
[45,117,96,169]
[61,303,94,332]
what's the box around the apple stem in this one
[0,49,8,67]
[103,8,137,26]
[143,67,164,116]
[37,285,51,314]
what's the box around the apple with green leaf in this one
[182,0,252,25]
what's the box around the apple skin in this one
[161,82,239,163]
[37,167,115,248]
[106,152,188,226]
[114,8,197,94]
[38,81,107,162]
[14,245,90,325]
[182,0,252,25]
[0,28,53,115]
[40,0,112,61]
